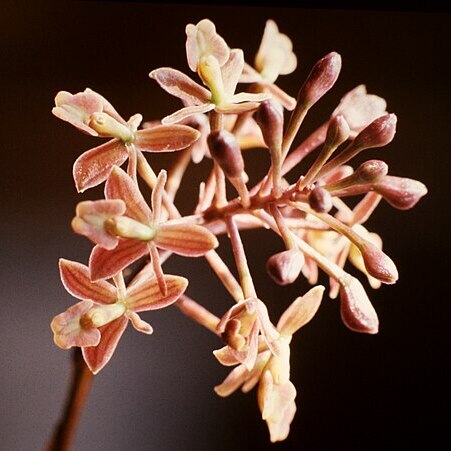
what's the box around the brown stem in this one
[46,349,94,451]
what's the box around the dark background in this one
[1,1,449,450]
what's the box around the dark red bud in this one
[360,242,398,284]
[352,113,397,150]
[308,186,333,213]
[266,249,305,286]
[255,99,284,151]
[207,130,244,178]
[297,52,342,107]
[373,175,428,210]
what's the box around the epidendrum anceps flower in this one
[52,88,201,192]
[51,259,188,373]
[72,166,219,281]
[240,19,297,110]
[214,286,325,442]
[149,19,270,125]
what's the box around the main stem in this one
[46,349,93,451]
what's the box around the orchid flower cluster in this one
[50,19,427,443]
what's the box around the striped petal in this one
[73,139,128,193]
[82,316,128,374]
[149,67,210,105]
[105,166,152,223]
[155,222,218,256]
[126,311,153,334]
[134,125,200,152]
[126,274,188,312]
[89,239,148,281]
[59,259,117,304]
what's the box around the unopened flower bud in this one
[352,113,397,151]
[373,175,428,210]
[266,249,305,286]
[325,114,350,149]
[296,52,342,108]
[360,241,398,284]
[89,112,134,142]
[255,99,284,151]
[104,216,156,241]
[339,276,379,334]
[356,160,388,183]
[207,130,245,178]
[308,186,333,213]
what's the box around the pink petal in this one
[215,102,261,114]
[214,364,249,397]
[73,139,128,193]
[51,300,101,349]
[222,49,244,97]
[262,82,296,111]
[84,88,126,125]
[277,286,325,336]
[126,311,153,334]
[59,259,117,304]
[155,222,219,256]
[126,274,188,312]
[185,19,230,72]
[72,199,126,250]
[105,166,152,223]
[230,92,271,104]
[149,67,210,105]
[134,125,200,152]
[89,239,148,281]
[161,103,215,125]
[82,316,128,374]
[213,346,241,367]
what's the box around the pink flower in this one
[214,286,325,442]
[51,259,188,373]
[52,88,201,192]
[71,166,218,281]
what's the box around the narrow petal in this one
[89,239,148,281]
[277,285,325,336]
[134,125,200,152]
[85,88,126,125]
[214,364,249,397]
[215,102,260,114]
[149,67,210,104]
[59,259,117,304]
[161,103,215,125]
[213,346,241,366]
[155,222,218,256]
[82,316,128,374]
[262,82,296,111]
[51,300,101,349]
[230,92,271,104]
[126,311,153,334]
[126,274,188,312]
[105,166,152,223]
[73,139,128,193]
[222,49,244,97]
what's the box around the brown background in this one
[1,1,449,450]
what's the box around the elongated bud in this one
[297,52,342,108]
[352,113,397,151]
[325,114,350,149]
[373,175,428,210]
[308,186,333,213]
[266,249,305,286]
[255,99,284,151]
[360,242,398,284]
[104,216,156,241]
[89,112,134,142]
[207,130,244,178]
[339,276,379,334]
[324,160,388,193]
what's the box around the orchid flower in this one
[52,88,201,192]
[239,20,297,110]
[214,286,324,442]
[72,166,218,284]
[149,49,270,124]
[51,259,188,374]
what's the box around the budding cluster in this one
[49,17,427,446]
